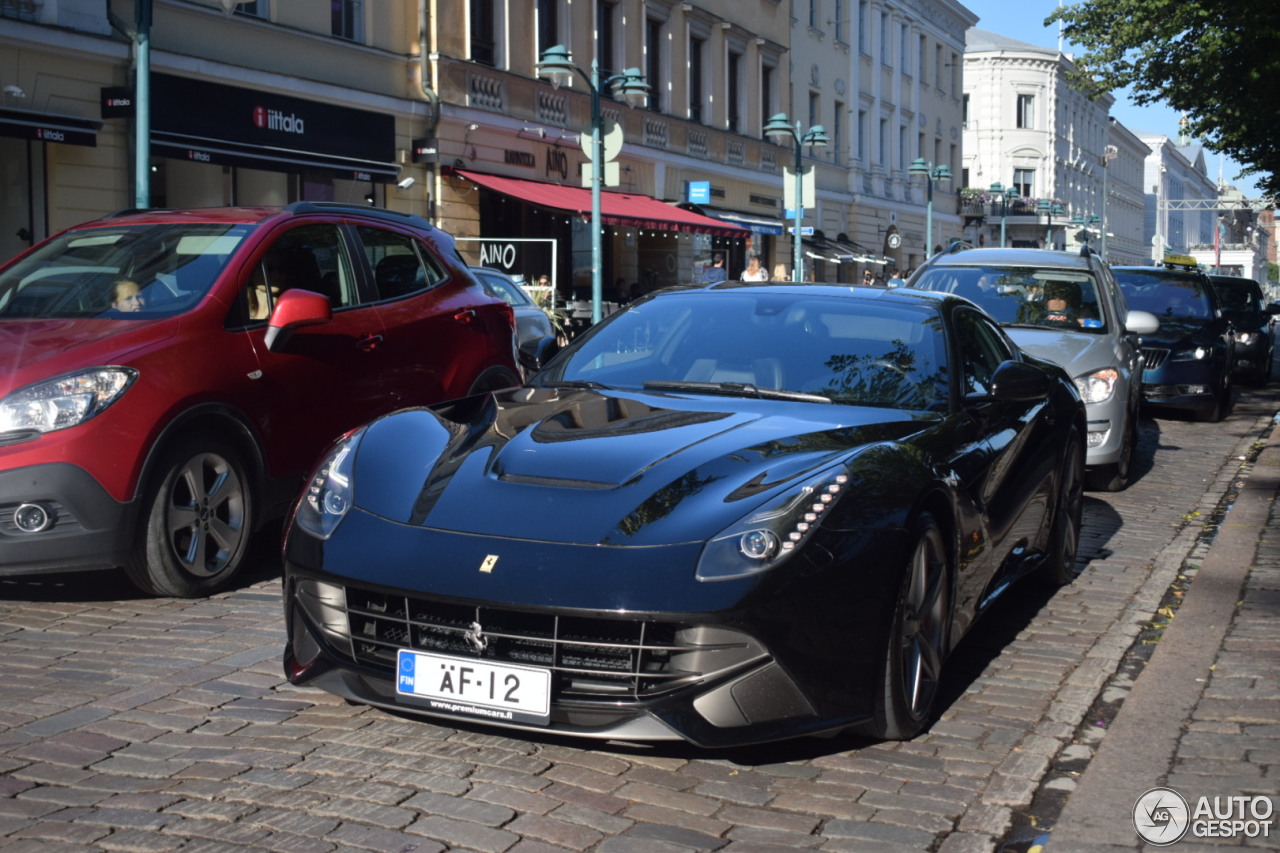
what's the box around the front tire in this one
[125,435,253,598]
[1041,426,1084,586]
[865,513,951,740]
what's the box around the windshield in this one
[0,223,252,319]
[911,265,1106,332]
[1210,278,1262,313]
[536,291,949,412]
[1114,272,1213,323]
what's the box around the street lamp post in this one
[1037,199,1065,249]
[910,158,952,258]
[988,182,1020,247]
[1100,144,1118,260]
[764,114,828,281]
[537,46,647,325]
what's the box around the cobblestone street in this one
[1,384,1276,853]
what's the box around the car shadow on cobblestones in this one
[0,521,285,603]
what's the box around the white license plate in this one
[396,649,551,720]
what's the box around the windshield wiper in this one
[542,379,613,390]
[643,380,832,403]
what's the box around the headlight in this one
[0,368,137,434]
[293,429,364,540]
[1237,332,1255,345]
[1171,346,1210,362]
[696,465,850,581]
[1073,368,1119,404]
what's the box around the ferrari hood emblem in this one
[479,554,499,573]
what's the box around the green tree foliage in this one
[1048,0,1279,198]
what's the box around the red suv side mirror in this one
[265,289,333,351]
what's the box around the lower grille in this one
[1141,348,1169,370]
[296,578,765,701]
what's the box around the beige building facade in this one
[2,0,982,292]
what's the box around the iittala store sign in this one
[149,73,395,176]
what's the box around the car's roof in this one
[666,280,953,309]
[1113,265,1208,281]
[73,202,439,232]
[917,246,1099,272]
[1208,274,1261,287]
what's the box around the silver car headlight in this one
[1073,368,1119,404]
[1171,346,1210,362]
[1237,332,1255,346]
[294,429,364,540]
[696,465,851,582]
[0,368,138,434]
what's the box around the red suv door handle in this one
[453,309,477,324]
[357,333,384,352]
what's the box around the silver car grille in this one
[296,579,765,701]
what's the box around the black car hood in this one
[350,387,933,548]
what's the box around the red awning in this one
[455,170,748,237]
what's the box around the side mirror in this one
[1123,309,1160,336]
[264,289,332,351]
[1266,302,1280,316]
[518,335,561,373]
[966,360,1051,404]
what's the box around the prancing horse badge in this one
[479,555,499,573]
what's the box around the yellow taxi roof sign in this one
[1162,252,1200,270]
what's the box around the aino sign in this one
[467,239,555,284]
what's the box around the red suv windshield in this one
[0,223,253,319]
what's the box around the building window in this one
[859,1,869,53]
[331,0,364,42]
[1014,168,1034,197]
[833,100,844,165]
[809,92,820,137]
[1017,94,1034,129]
[918,35,927,80]
[832,0,846,42]
[962,93,969,127]
[898,124,907,173]
[234,1,269,18]
[809,0,819,29]
[901,23,910,76]
[880,118,888,166]
[536,0,558,60]
[934,44,943,89]
[858,109,867,160]
[470,0,495,65]
[646,17,665,113]
[761,63,775,128]
[598,1,617,79]
[728,51,742,133]
[880,12,890,64]
[689,36,705,123]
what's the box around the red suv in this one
[0,203,521,596]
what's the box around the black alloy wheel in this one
[866,512,951,740]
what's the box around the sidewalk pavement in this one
[1047,416,1280,851]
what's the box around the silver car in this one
[469,266,555,348]
[908,246,1158,491]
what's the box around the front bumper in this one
[281,509,907,747]
[0,463,137,574]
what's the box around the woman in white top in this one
[741,256,769,281]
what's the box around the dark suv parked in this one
[0,203,521,596]
[1113,259,1235,421]
[1207,274,1278,386]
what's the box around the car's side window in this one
[235,224,356,325]
[955,308,1012,396]
[357,226,446,300]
